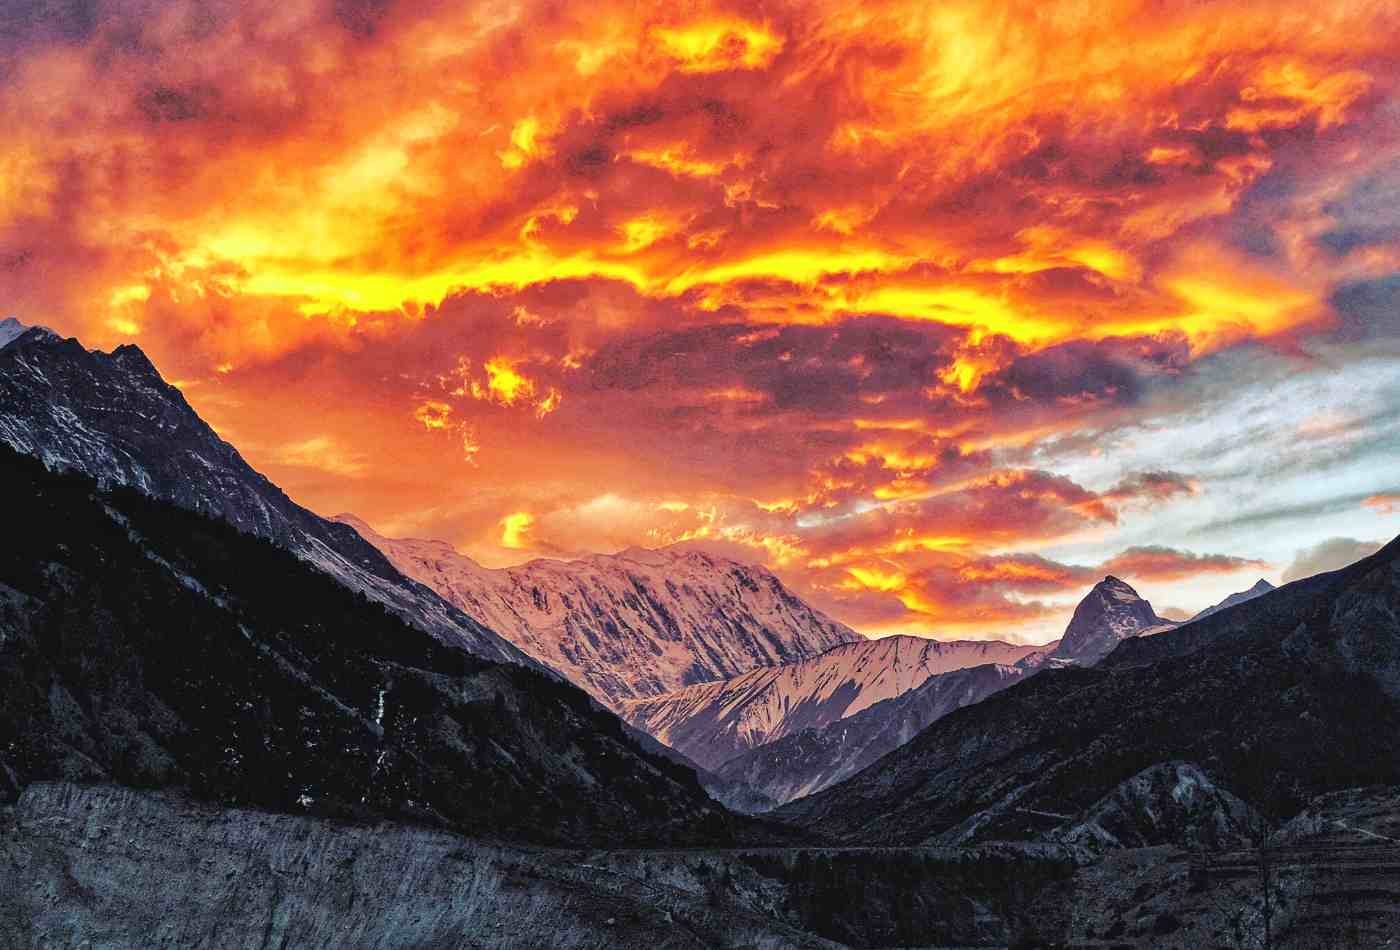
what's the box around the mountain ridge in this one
[620,634,1043,771]
[338,514,863,708]
[0,323,533,668]
[775,536,1400,844]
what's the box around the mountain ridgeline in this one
[338,516,862,709]
[705,575,1169,805]
[0,323,530,667]
[777,539,1400,844]
[620,635,1041,772]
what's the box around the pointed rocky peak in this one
[1053,575,1167,665]
[1248,578,1275,594]
[108,343,163,379]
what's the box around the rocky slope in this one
[623,635,1041,772]
[0,445,749,845]
[0,322,529,667]
[777,537,1400,845]
[339,516,862,708]
[1045,761,1258,853]
[0,781,1077,950]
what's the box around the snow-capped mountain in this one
[1050,575,1176,665]
[0,316,33,350]
[620,635,1042,771]
[0,322,531,668]
[337,516,863,709]
[1190,578,1275,621]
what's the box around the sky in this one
[2,0,1398,642]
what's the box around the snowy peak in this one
[341,516,864,709]
[620,634,1044,771]
[1052,575,1173,665]
[1191,578,1276,622]
[0,317,27,350]
[0,318,57,352]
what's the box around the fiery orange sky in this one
[4,0,1399,640]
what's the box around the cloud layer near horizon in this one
[3,0,1398,638]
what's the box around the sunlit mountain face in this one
[3,0,1397,642]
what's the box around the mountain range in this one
[620,635,1041,771]
[0,443,751,845]
[777,537,1400,844]
[4,317,1399,947]
[706,574,1172,804]
[337,516,861,709]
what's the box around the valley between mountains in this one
[3,320,1399,948]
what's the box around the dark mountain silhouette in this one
[0,323,530,667]
[0,444,756,846]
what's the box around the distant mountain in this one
[0,316,30,349]
[621,635,1041,771]
[1050,575,1176,664]
[715,659,1035,805]
[0,445,751,846]
[1190,578,1275,621]
[777,537,1400,845]
[338,516,862,709]
[0,323,530,667]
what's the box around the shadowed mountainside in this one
[0,444,760,846]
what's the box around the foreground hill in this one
[777,539,1400,843]
[0,445,747,846]
[622,636,1040,771]
[341,516,861,708]
[0,323,529,667]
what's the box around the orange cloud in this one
[3,0,1395,640]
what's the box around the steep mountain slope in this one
[621,635,1040,771]
[716,578,1176,805]
[339,516,862,708]
[1049,575,1176,664]
[1190,577,1275,621]
[777,538,1400,844]
[715,660,1035,805]
[0,445,749,846]
[0,323,529,667]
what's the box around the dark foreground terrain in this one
[5,782,1398,948]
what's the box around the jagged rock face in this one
[1047,762,1257,853]
[777,538,1400,846]
[0,325,529,667]
[340,516,862,708]
[0,448,745,846]
[622,636,1041,771]
[1052,576,1173,665]
[1191,578,1276,622]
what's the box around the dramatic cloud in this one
[1100,546,1268,582]
[1282,538,1385,583]
[4,0,1397,639]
